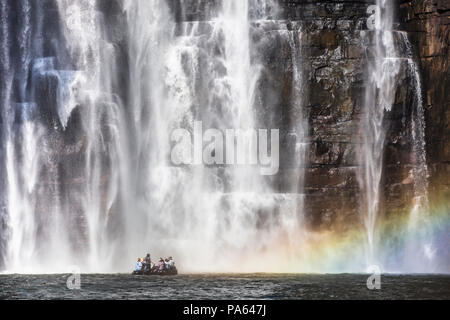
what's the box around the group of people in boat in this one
[133,253,177,275]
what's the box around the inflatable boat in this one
[132,267,178,276]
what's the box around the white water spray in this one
[1,0,309,273]
[359,0,401,266]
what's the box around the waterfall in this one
[359,0,401,267]
[400,32,434,272]
[56,0,126,271]
[359,1,432,271]
[2,0,435,274]
[118,0,308,271]
[2,0,78,272]
[1,0,308,273]
[0,0,11,269]
[2,0,45,271]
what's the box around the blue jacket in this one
[135,261,142,271]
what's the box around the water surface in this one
[1,274,449,300]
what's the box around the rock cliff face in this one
[260,0,449,231]
[275,0,374,231]
[399,0,449,212]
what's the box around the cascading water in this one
[0,0,309,273]
[1,0,86,272]
[359,0,401,267]
[0,0,12,269]
[359,1,433,271]
[119,0,309,272]
[0,0,440,274]
[398,32,435,272]
[2,0,48,271]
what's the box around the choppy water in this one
[1,274,449,300]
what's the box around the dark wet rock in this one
[256,0,448,229]
[398,0,450,211]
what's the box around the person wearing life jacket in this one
[135,258,143,272]
[158,258,165,271]
[143,253,152,272]
[167,256,175,269]
[164,258,170,270]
